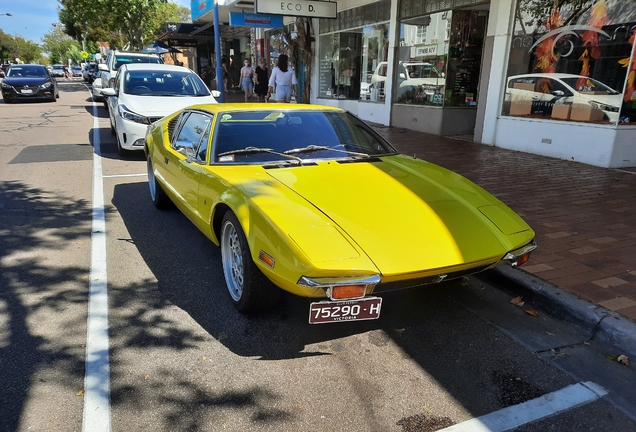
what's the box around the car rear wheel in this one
[220,211,281,313]
[147,157,170,209]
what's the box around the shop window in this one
[502,0,636,125]
[396,12,450,106]
[319,26,389,102]
[318,33,362,100]
[397,10,488,107]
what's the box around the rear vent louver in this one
[167,117,179,140]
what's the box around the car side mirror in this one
[98,64,108,71]
[101,88,117,97]
[441,72,446,78]
[175,140,194,151]
[211,90,221,98]
[551,90,565,96]
[399,73,406,80]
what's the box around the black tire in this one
[220,211,281,313]
[146,156,171,209]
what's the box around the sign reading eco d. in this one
[255,0,337,19]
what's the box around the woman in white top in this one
[267,55,298,103]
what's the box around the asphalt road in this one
[1,79,635,432]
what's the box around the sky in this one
[0,0,191,44]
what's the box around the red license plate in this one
[309,297,382,324]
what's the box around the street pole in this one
[213,0,224,102]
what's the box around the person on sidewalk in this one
[221,56,229,92]
[267,55,297,103]
[254,58,269,102]
[240,59,254,102]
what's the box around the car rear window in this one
[114,56,163,71]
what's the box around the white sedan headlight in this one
[588,100,619,113]
[118,104,150,125]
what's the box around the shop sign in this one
[411,44,438,58]
[191,0,214,21]
[229,12,284,28]
[256,0,337,19]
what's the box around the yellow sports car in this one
[144,104,536,324]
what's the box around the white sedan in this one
[102,63,219,156]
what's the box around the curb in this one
[493,265,636,360]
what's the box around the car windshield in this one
[114,55,162,71]
[53,65,63,70]
[560,77,620,95]
[7,66,47,77]
[123,70,210,96]
[214,110,397,164]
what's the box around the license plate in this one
[309,297,382,324]
[21,89,33,94]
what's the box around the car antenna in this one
[413,153,417,159]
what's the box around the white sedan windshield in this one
[123,70,210,96]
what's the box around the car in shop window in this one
[371,61,445,101]
[144,104,537,324]
[505,73,622,122]
[101,63,219,156]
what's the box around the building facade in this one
[309,0,636,168]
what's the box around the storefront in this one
[312,0,491,135]
[479,0,636,168]
[310,0,635,168]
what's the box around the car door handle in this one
[164,156,169,165]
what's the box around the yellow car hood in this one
[265,155,533,276]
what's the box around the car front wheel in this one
[220,211,281,313]
[147,156,170,209]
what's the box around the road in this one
[1,79,635,432]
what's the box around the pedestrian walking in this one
[221,56,229,92]
[267,55,297,103]
[254,58,269,102]
[240,59,254,102]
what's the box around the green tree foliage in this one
[58,0,191,51]
[42,25,82,64]
[0,30,43,63]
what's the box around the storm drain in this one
[9,144,93,164]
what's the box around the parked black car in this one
[1,64,59,103]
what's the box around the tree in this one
[0,30,42,64]
[42,24,82,64]
[57,0,191,51]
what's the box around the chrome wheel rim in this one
[147,158,156,201]
[221,220,244,302]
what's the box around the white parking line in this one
[82,92,112,432]
[102,173,147,178]
[439,381,607,432]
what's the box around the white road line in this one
[102,173,147,178]
[82,92,112,432]
[439,381,607,432]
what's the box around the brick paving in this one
[372,125,636,323]
[220,92,636,323]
